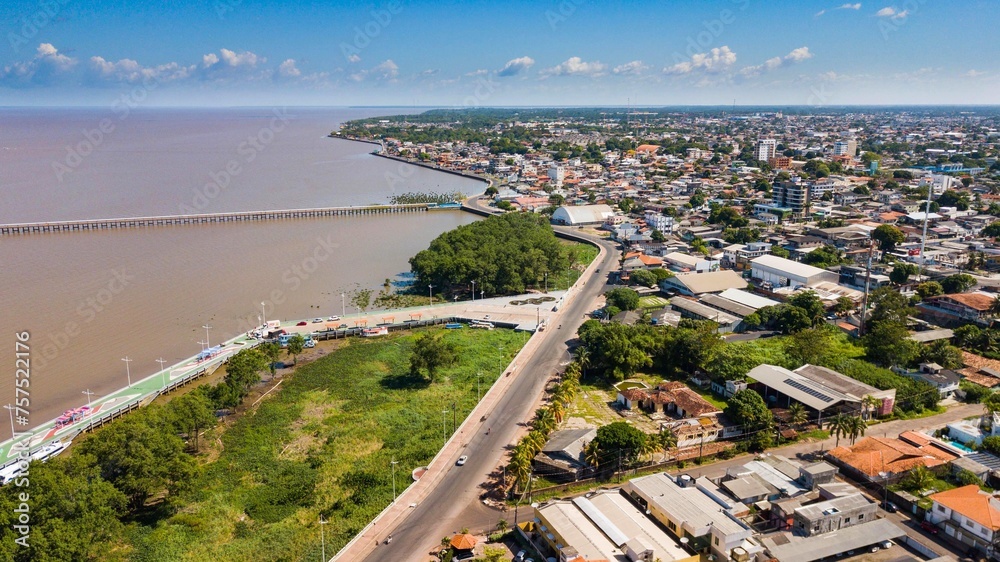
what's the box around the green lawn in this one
[128,328,526,561]
[638,295,669,310]
[552,241,599,291]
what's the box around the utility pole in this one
[477,371,482,402]
[156,358,168,390]
[390,458,399,503]
[121,356,133,387]
[319,516,327,561]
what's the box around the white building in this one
[548,165,565,187]
[750,254,839,289]
[755,139,777,162]
[644,211,675,234]
[551,204,616,226]
[832,140,857,157]
[927,485,1000,556]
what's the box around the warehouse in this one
[749,254,839,289]
[550,204,616,226]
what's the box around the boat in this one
[361,326,389,337]
[445,323,464,329]
[0,440,69,485]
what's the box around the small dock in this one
[0,203,435,236]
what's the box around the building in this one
[623,473,762,562]
[760,519,906,562]
[918,292,996,325]
[755,139,777,162]
[825,435,958,481]
[772,179,813,214]
[532,428,597,483]
[548,165,565,187]
[897,362,961,398]
[833,139,858,157]
[750,254,839,289]
[768,156,792,169]
[551,204,616,226]
[745,363,895,419]
[792,493,877,536]
[644,210,675,234]
[670,298,741,332]
[659,270,746,296]
[533,490,699,562]
[927,485,1000,557]
[615,381,722,418]
[721,242,772,270]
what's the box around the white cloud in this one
[876,6,908,19]
[840,3,862,9]
[88,56,194,84]
[497,56,535,77]
[541,57,607,78]
[612,60,647,75]
[815,9,827,16]
[0,43,77,85]
[350,59,399,82]
[739,46,812,77]
[277,59,301,78]
[347,54,361,63]
[966,69,987,78]
[663,46,737,75]
[197,48,266,81]
[465,69,488,76]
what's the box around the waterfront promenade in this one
[0,291,565,470]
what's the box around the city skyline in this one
[0,0,997,106]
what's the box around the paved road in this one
[359,228,619,562]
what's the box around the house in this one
[897,362,961,398]
[623,473,763,562]
[616,381,721,419]
[532,490,699,562]
[927,485,1000,556]
[746,364,895,420]
[750,254,839,289]
[947,413,1000,446]
[960,352,1000,389]
[918,292,996,325]
[792,493,878,536]
[532,428,597,483]
[662,417,725,450]
[825,435,958,481]
[670,297,740,332]
[659,270,746,297]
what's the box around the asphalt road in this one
[362,227,619,562]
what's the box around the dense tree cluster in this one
[409,213,569,295]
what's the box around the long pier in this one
[0,203,436,236]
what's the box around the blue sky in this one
[0,0,997,106]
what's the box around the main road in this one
[356,226,620,562]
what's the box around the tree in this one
[940,273,976,294]
[725,390,772,432]
[483,546,507,562]
[861,395,882,421]
[864,321,919,367]
[592,422,648,469]
[788,291,826,326]
[918,340,964,369]
[584,440,601,469]
[533,407,556,434]
[650,268,675,282]
[771,246,791,258]
[658,429,678,462]
[889,263,919,285]
[846,415,867,445]
[833,296,855,316]
[578,323,653,382]
[507,445,533,493]
[984,392,1000,416]
[604,287,640,311]
[868,287,916,329]
[872,224,905,254]
[651,229,666,243]
[982,221,1000,238]
[408,333,458,381]
[828,413,852,448]
[915,281,943,300]
[900,465,934,492]
[260,341,281,375]
[775,305,813,334]
[629,269,657,288]
[982,435,1000,455]
[722,227,761,244]
[788,402,808,427]
[77,408,197,510]
[802,245,847,268]
[286,334,305,365]
[166,390,217,452]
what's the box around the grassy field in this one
[638,295,669,310]
[552,241,599,291]
[128,328,526,562]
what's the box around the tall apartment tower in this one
[833,139,858,157]
[755,138,777,162]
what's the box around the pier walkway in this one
[0,291,566,470]
[0,203,448,236]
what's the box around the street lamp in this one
[471,280,476,302]
[391,458,399,503]
[441,409,448,446]
[156,358,168,390]
[341,293,346,318]
[261,302,267,327]
[202,324,212,348]
[198,340,208,352]
[477,371,483,403]
[544,272,548,293]
[82,389,95,430]
[429,284,434,306]
[319,516,328,561]
[122,356,133,387]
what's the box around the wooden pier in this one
[0,203,434,236]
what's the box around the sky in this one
[0,0,997,106]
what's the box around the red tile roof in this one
[930,485,1000,531]
[827,436,956,477]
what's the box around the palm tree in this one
[573,347,591,378]
[658,429,678,462]
[829,413,852,448]
[584,440,601,470]
[533,408,556,435]
[508,445,532,493]
[846,415,868,445]
[990,296,1000,317]
[638,434,658,463]
[900,465,934,492]
[523,431,547,455]
[550,400,566,424]
[861,395,881,421]
[496,519,508,534]
[788,402,808,427]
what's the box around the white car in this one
[456,455,468,466]
[328,315,340,321]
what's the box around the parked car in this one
[456,455,468,466]
[884,502,898,513]
[920,521,939,534]
[514,551,526,562]
[296,321,308,326]
[880,540,893,549]
[312,318,323,323]
[337,323,348,329]
[328,315,340,321]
